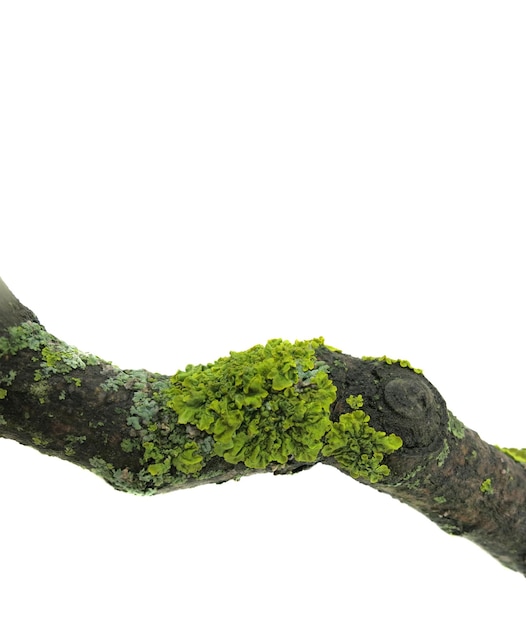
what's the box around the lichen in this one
[496,447,526,464]
[321,394,403,482]
[89,456,150,495]
[163,340,404,483]
[480,478,493,494]
[0,321,100,385]
[30,380,51,404]
[361,355,423,375]
[0,370,17,401]
[31,434,50,447]
[2,324,405,491]
[165,338,337,470]
[436,439,450,467]
[447,410,465,439]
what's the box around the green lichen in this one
[391,464,424,488]
[65,435,86,454]
[434,496,447,504]
[166,338,337,469]
[100,369,205,485]
[142,437,203,477]
[496,447,526,464]
[0,322,45,354]
[2,324,405,490]
[447,410,465,439]
[121,438,135,453]
[322,394,403,482]
[0,370,17,401]
[164,339,403,483]
[480,478,493,494]
[436,439,450,467]
[361,355,423,374]
[29,380,50,404]
[32,434,50,447]
[89,456,147,494]
[0,322,100,386]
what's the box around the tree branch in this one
[1,277,525,575]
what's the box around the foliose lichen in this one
[0,321,100,384]
[496,447,526,464]
[100,368,203,488]
[447,410,465,439]
[165,341,403,483]
[165,338,337,469]
[480,478,493,494]
[0,369,16,402]
[321,394,403,482]
[2,324,405,490]
[361,355,423,375]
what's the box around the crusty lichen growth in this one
[0,321,101,418]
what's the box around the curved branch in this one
[1,277,525,575]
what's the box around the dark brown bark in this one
[320,348,526,575]
[1,278,525,575]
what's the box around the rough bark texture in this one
[1,278,526,575]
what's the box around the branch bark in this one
[1,277,525,575]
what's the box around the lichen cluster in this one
[165,338,337,469]
[0,322,101,444]
[1,325,405,490]
[0,321,100,388]
[322,394,403,482]
[99,367,201,488]
[165,339,403,482]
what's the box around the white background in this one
[1,1,525,623]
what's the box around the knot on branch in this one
[383,377,441,449]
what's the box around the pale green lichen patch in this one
[103,370,202,488]
[0,370,17,401]
[322,394,403,482]
[361,355,423,374]
[436,439,450,467]
[30,380,51,404]
[89,456,147,494]
[32,434,50,447]
[0,321,101,383]
[165,338,337,470]
[447,410,465,439]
